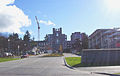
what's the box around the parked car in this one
[21,53,29,58]
[44,51,47,53]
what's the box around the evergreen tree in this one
[8,33,19,41]
[23,30,31,42]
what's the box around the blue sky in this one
[9,0,120,40]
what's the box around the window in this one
[56,33,59,36]
[56,39,59,44]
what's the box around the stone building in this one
[45,28,67,52]
[63,41,73,52]
[64,41,72,49]
[70,32,84,53]
[71,32,82,41]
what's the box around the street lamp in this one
[24,44,26,46]
[18,45,20,56]
[23,44,26,54]
[8,39,10,52]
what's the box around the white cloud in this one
[0,0,31,34]
[39,20,56,26]
[0,0,15,6]
[29,30,33,35]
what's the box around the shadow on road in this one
[94,72,120,76]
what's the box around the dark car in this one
[21,53,29,58]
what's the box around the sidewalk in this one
[63,53,80,57]
[76,65,120,74]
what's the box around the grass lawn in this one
[42,53,64,57]
[114,73,120,75]
[65,57,81,67]
[0,58,20,62]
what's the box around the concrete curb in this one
[64,58,74,69]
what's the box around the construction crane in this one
[35,16,40,41]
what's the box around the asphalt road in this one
[0,54,109,76]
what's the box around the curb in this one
[64,58,74,69]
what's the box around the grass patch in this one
[65,57,120,67]
[114,73,120,75]
[65,57,81,67]
[42,53,63,57]
[65,57,88,67]
[0,58,20,62]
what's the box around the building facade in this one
[89,28,120,49]
[38,41,47,51]
[70,32,83,53]
[64,41,73,49]
[45,28,67,52]
[71,32,82,41]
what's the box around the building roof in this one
[89,29,112,38]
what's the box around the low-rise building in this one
[71,32,82,41]
[70,32,88,53]
[89,28,120,49]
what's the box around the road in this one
[0,54,110,76]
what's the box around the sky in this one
[1,0,120,40]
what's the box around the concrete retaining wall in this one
[81,48,120,66]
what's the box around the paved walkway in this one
[63,53,80,57]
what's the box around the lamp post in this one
[24,44,26,50]
[18,45,20,56]
[8,39,10,52]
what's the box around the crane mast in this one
[35,16,40,41]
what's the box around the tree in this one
[8,33,19,41]
[72,38,82,52]
[13,33,19,41]
[23,30,31,52]
[0,36,7,50]
[7,33,20,54]
[81,33,88,49]
[23,30,31,42]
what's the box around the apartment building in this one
[89,28,120,49]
